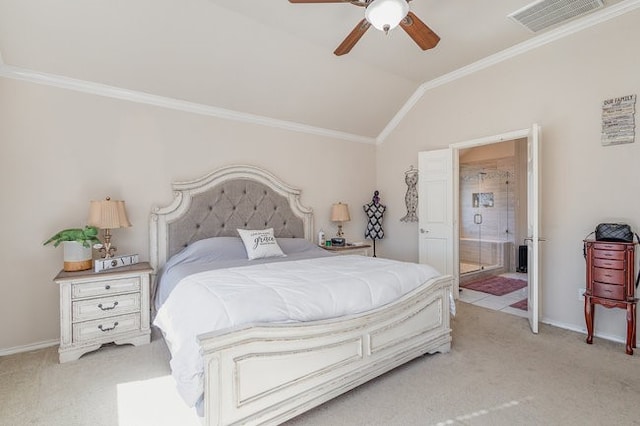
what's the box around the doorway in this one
[457,139,529,318]
[418,124,541,333]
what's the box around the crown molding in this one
[0,61,376,145]
[2,0,638,147]
[376,0,640,144]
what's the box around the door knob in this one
[420,228,429,234]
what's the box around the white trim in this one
[0,339,58,356]
[1,0,638,146]
[376,85,426,143]
[542,318,626,344]
[0,62,375,145]
[376,0,640,144]
[449,128,530,149]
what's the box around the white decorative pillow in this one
[237,228,286,260]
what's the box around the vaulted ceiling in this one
[0,0,630,141]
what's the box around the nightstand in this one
[53,262,153,363]
[321,244,372,256]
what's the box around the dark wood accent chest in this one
[584,240,637,355]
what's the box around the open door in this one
[526,124,541,333]
[420,125,541,332]
[418,149,454,280]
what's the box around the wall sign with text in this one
[601,94,636,146]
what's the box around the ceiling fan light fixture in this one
[365,0,409,33]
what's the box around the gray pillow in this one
[276,238,324,255]
[165,237,248,269]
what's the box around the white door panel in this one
[527,124,541,334]
[418,149,453,277]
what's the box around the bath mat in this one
[461,276,527,296]
[510,298,528,311]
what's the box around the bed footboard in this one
[198,275,453,426]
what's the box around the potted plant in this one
[44,226,101,271]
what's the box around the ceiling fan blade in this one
[334,19,370,56]
[399,12,440,51]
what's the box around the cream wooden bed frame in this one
[150,165,453,426]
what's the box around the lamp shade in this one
[331,203,351,222]
[365,0,409,32]
[87,197,132,229]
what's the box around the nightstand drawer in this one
[592,258,625,270]
[72,293,141,322]
[593,267,625,285]
[72,277,140,299]
[72,313,141,343]
[592,282,624,300]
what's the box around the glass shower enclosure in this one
[459,161,514,277]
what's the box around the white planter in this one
[62,241,93,272]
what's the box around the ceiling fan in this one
[288,0,440,56]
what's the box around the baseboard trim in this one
[0,339,59,357]
[541,318,625,344]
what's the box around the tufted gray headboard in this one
[150,165,313,272]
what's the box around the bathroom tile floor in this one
[458,272,529,318]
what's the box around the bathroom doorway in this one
[457,139,529,317]
[419,124,541,331]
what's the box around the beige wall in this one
[2,9,639,352]
[0,78,376,351]
[376,9,640,341]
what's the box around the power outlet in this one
[578,287,586,300]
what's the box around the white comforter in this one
[153,255,441,407]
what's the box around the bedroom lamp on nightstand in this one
[330,202,350,237]
[87,197,132,258]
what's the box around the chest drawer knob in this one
[105,285,111,290]
[97,301,119,311]
[98,321,119,332]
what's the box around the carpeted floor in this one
[2,303,640,425]
[461,276,527,296]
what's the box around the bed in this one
[150,165,453,426]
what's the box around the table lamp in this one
[330,202,350,237]
[88,197,132,258]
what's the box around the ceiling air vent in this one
[508,0,604,32]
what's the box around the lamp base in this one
[98,228,117,258]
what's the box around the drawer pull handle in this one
[105,285,111,290]
[604,274,612,277]
[98,322,119,332]
[97,301,118,311]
